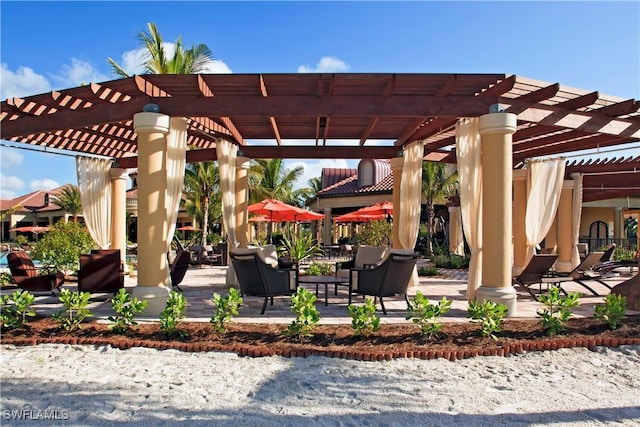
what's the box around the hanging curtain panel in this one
[571,173,584,268]
[166,118,188,253]
[455,118,482,302]
[217,139,238,284]
[399,140,423,286]
[525,158,566,262]
[76,157,112,249]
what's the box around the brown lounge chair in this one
[513,254,571,300]
[6,251,65,295]
[78,249,124,294]
[169,250,191,292]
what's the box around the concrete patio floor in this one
[14,261,638,325]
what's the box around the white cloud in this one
[0,173,25,199]
[29,179,60,192]
[111,44,232,75]
[0,148,24,171]
[286,159,351,190]
[0,63,52,99]
[52,58,110,87]
[298,56,350,73]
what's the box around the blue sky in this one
[1,1,639,199]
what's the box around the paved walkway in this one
[10,262,637,325]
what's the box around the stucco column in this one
[131,112,171,316]
[323,207,332,245]
[235,157,251,248]
[109,167,129,266]
[556,182,574,273]
[512,169,527,275]
[476,112,518,316]
[390,156,404,248]
[613,207,624,240]
[448,205,464,256]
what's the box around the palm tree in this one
[108,23,214,77]
[51,185,82,222]
[422,162,458,254]
[183,162,220,246]
[304,176,322,204]
[249,159,311,206]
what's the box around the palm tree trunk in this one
[202,196,209,246]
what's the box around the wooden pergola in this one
[1,73,639,201]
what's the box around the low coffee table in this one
[298,275,349,306]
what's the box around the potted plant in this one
[278,231,324,270]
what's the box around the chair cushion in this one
[354,246,388,269]
[231,246,279,268]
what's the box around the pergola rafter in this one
[1,73,638,202]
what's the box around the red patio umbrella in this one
[356,201,393,216]
[10,225,51,241]
[176,225,201,231]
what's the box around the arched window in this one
[589,220,608,250]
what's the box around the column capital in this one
[133,112,170,134]
[323,207,332,214]
[389,156,403,170]
[109,167,129,180]
[236,156,251,170]
[478,112,517,135]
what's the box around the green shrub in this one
[0,272,14,286]
[305,262,334,276]
[31,221,95,274]
[15,235,28,246]
[0,290,36,329]
[210,287,243,334]
[417,266,439,277]
[406,292,451,338]
[433,254,450,268]
[278,231,324,264]
[107,289,148,334]
[536,286,580,335]
[468,300,508,340]
[285,287,320,340]
[593,293,626,330]
[160,291,187,338]
[354,220,392,247]
[52,289,94,331]
[449,254,470,269]
[348,298,380,337]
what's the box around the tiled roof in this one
[321,168,357,189]
[318,170,394,197]
[0,185,69,212]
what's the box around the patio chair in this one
[513,254,572,300]
[230,247,298,314]
[348,251,419,314]
[78,249,124,294]
[336,246,388,279]
[169,250,191,292]
[6,251,65,295]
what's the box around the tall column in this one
[109,167,129,266]
[512,169,527,275]
[131,111,171,316]
[476,112,518,316]
[390,156,404,248]
[322,207,332,245]
[613,207,624,240]
[556,182,574,273]
[448,205,464,256]
[235,157,251,248]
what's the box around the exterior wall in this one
[580,207,614,237]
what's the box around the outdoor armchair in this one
[336,246,388,279]
[348,251,418,314]
[230,247,298,314]
[6,251,65,295]
[78,249,124,294]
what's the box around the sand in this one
[1,344,639,427]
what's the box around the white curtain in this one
[399,140,423,286]
[217,139,238,285]
[455,118,482,302]
[166,117,188,254]
[76,157,112,249]
[525,158,566,262]
[571,173,583,268]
